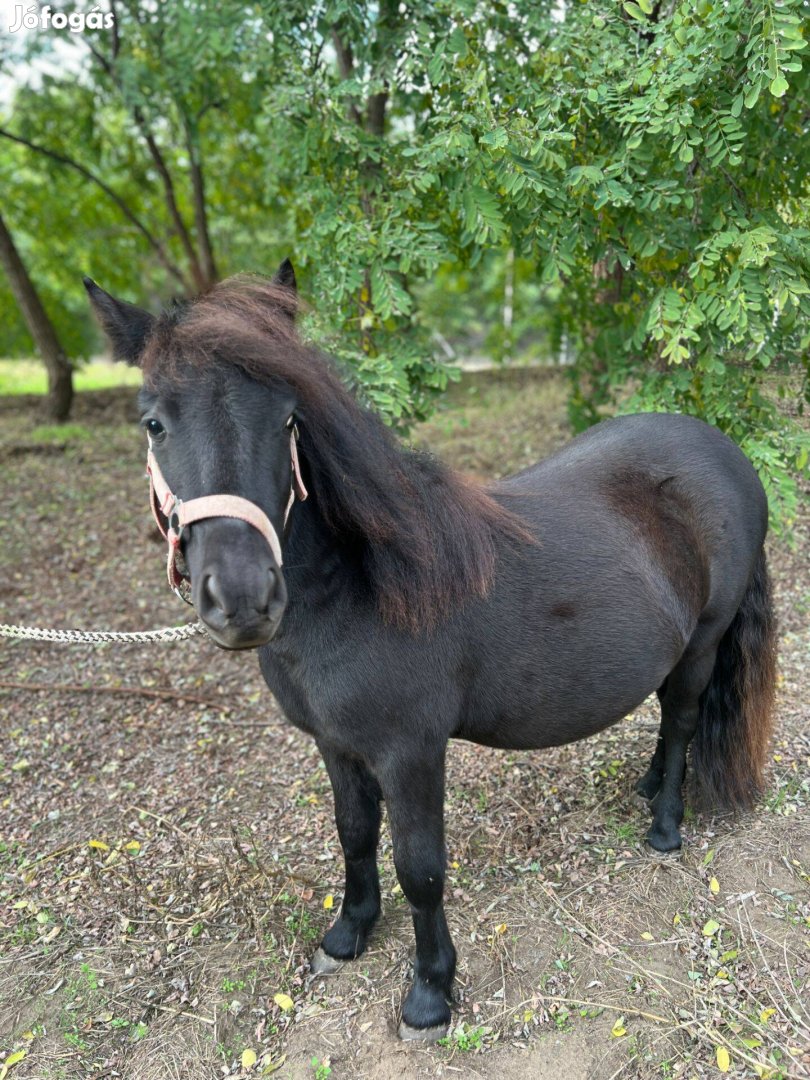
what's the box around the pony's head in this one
[86,263,531,645]
[85,261,302,649]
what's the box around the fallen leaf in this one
[88,839,109,851]
[611,1017,627,1038]
[716,1045,730,1072]
[640,931,653,941]
[241,1048,257,1070]
[710,877,720,894]
[273,993,294,1013]
[0,1050,26,1080]
[702,919,720,937]
[323,894,334,911]
[759,1007,776,1024]
[495,923,507,935]
[262,1055,286,1075]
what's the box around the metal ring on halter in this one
[164,497,181,541]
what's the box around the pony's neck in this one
[282,482,363,611]
[274,393,529,633]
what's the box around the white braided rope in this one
[0,621,207,644]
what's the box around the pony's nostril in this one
[202,573,233,619]
[257,568,278,614]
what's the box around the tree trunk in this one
[0,210,73,420]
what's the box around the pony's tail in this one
[691,547,778,810]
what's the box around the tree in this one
[0,1,278,299]
[259,0,809,519]
[0,209,73,419]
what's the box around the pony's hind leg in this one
[311,748,382,973]
[635,680,668,800]
[647,649,718,851]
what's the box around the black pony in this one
[86,266,777,1040]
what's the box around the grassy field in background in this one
[0,358,141,396]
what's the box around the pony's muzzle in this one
[187,519,287,649]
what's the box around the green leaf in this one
[769,75,789,97]
[744,83,762,109]
[447,26,468,58]
[623,2,648,20]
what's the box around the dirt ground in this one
[1,371,808,1080]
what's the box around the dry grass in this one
[0,373,808,1079]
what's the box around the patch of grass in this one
[284,907,319,943]
[608,818,642,846]
[416,368,569,478]
[0,358,141,395]
[30,423,94,443]
[439,1022,493,1051]
[63,1029,91,1052]
[763,769,808,815]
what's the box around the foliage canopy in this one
[0,0,808,521]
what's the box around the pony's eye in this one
[145,418,166,441]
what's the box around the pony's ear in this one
[272,258,296,293]
[83,277,155,366]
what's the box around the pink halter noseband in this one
[146,422,308,600]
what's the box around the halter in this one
[146,421,308,602]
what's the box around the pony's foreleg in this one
[380,747,456,1040]
[647,651,716,851]
[311,748,382,973]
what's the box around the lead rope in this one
[0,621,207,644]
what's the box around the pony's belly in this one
[454,641,674,751]
[457,698,646,751]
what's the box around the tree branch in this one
[366,91,387,137]
[0,127,190,291]
[81,27,208,291]
[0,679,236,710]
[331,28,363,125]
[366,0,397,136]
[181,110,218,286]
[133,109,208,291]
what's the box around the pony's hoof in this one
[398,1021,449,1042]
[309,947,344,975]
[646,822,682,852]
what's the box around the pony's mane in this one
[141,275,531,631]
